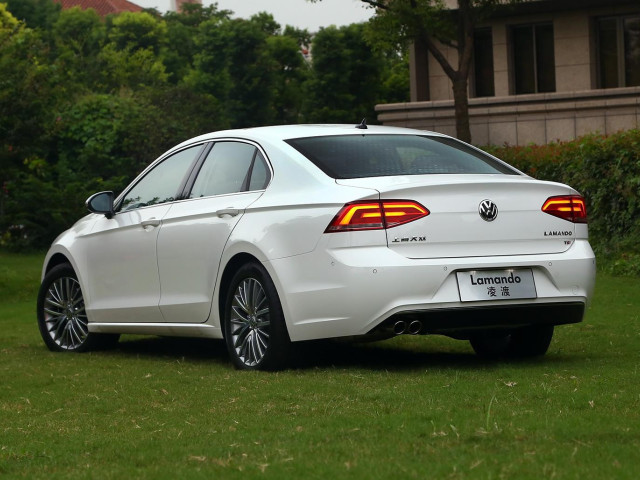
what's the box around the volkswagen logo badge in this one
[479,199,498,222]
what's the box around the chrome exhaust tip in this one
[408,320,422,335]
[393,320,407,335]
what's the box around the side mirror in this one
[86,191,115,219]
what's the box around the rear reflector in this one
[542,195,587,223]
[325,201,429,232]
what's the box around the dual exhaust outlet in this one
[393,320,422,335]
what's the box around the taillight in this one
[383,202,430,227]
[325,200,429,232]
[542,195,587,223]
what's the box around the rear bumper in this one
[372,301,584,338]
[265,238,596,342]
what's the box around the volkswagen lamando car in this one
[37,124,596,370]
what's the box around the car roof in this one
[173,124,448,151]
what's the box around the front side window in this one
[189,142,270,198]
[286,135,519,179]
[511,23,556,94]
[597,15,640,88]
[120,145,202,211]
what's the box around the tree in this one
[190,14,300,127]
[98,44,169,91]
[3,0,60,30]
[312,0,516,143]
[0,5,55,238]
[107,11,167,54]
[379,51,410,104]
[264,34,309,124]
[6,90,206,248]
[304,24,386,124]
[51,7,106,92]
[0,2,411,247]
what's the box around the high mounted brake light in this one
[325,201,429,232]
[542,195,587,224]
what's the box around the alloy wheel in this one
[229,277,271,367]
[42,276,89,350]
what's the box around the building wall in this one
[378,87,640,146]
[385,2,640,145]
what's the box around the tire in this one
[469,330,512,359]
[223,262,290,370]
[508,325,554,358]
[37,264,119,352]
[470,325,554,359]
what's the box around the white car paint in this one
[40,124,596,359]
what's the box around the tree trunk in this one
[452,75,471,143]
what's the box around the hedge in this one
[483,129,640,276]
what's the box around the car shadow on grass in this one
[113,336,229,363]
[290,338,584,371]
[109,335,583,372]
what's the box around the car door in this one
[156,141,271,323]
[82,144,204,324]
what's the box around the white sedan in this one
[37,124,596,370]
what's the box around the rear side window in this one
[189,141,271,198]
[190,142,253,198]
[286,134,518,179]
[248,151,269,190]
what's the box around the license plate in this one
[456,269,537,302]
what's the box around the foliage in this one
[0,8,53,162]
[189,13,309,128]
[161,2,230,82]
[3,0,60,30]
[1,253,640,478]
[55,93,161,179]
[0,0,403,249]
[483,130,640,276]
[265,34,310,124]
[107,11,167,54]
[97,43,169,90]
[304,23,387,123]
[378,50,411,104]
[0,5,56,240]
[4,163,121,249]
[51,7,105,90]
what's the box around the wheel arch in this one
[217,252,292,370]
[217,252,263,334]
[45,253,72,275]
[41,248,92,307]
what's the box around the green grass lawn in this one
[1,252,639,479]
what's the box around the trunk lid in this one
[337,175,579,259]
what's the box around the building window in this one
[473,28,495,97]
[597,15,640,88]
[511,23,556,94]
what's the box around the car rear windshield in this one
[286,134,519,179]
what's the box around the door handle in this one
[141,218,161,228]
[216,208,241,218]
